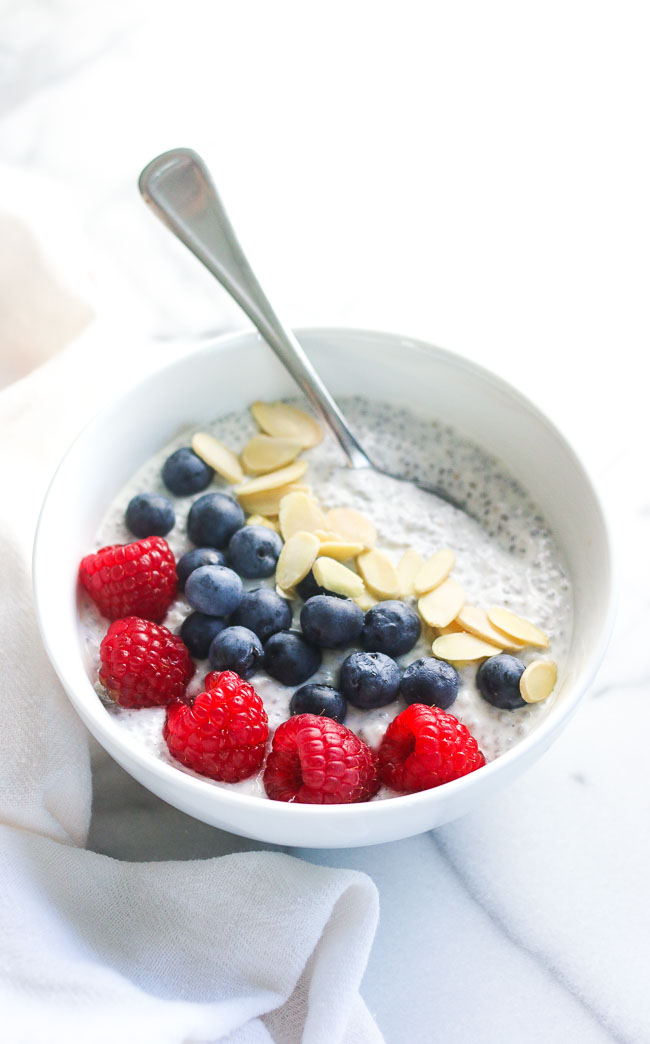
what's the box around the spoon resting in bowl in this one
[138,148,459,506]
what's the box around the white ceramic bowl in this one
[33,328,615,848]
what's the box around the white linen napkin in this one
[0,181,383,1043]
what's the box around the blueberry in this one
[185,564,243,616]
[228,525,283,579]
[400,657,459,710]
[176,547,226,591]
[300,595,363,648]
[125,492,175,538]
[180,612,227,659]
[232,588,292,643]
[340,651,400,709]
[476,654,527,710]
[263,631,321,686]
[208,625,263,679]
[290,683,347,723]
[361,600,421,657]
[162,447,213,496]
[296,570,327,601]
[187,493,245,549]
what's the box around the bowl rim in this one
[33,325,618,823]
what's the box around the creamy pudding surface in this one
[78,397,573,799]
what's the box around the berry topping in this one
[263,714,379,804]
[162,446,214,496]
[180,611,226,659]
[187,492,245,549]
[164,671,268,782]
[263,630,322,686]
[290,683,347,723]
[339,650,400,709]
[125,492,175,538]
[378,704,485,792]
[400,657,459,710]
[176,547,226,591]
[99,617,194,708]
[185,564,243,617]
[361,599,421,657]
[227,524,283,579]
[208,625,264,679]
[295,570,328,601]
[79,536,177,622]
[476,654,527,709]
[299,595,364,648]
[231,587,292,643]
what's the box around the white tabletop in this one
[3,2,649,1040]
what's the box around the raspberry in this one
[79,536,177,622]
[164,671,268,783]
[378,703,485,793]
[263,714,379,804]
[99,617,194,708]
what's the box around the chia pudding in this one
[78,397,573,800]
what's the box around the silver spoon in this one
[138,148,458,505]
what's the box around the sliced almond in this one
[413,548,456,596]
[251,401,323,448]
[356,549,400,599]
[246,514,281,533]
[354,590,378,611]
[432,632,502,662]
[234,460,308,497]
[275,531,320,590]
[238,483,307,517]
[325,508,377,548]
[317,539,365,561]
[276,583,297,601]
[313,557,365,599]
[455,605,525,651]
[278,491,326,540]
[434,620,464,636]
[487,607,550,649]
[240,434,304,475]
[418,578,465,628]
[191,432,243,484]
[520,660,557,703]
[397,549,424,597]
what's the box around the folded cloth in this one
[0,202,382,1043]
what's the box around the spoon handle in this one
[139,148,371,469]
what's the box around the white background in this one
[3,0,648,465]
